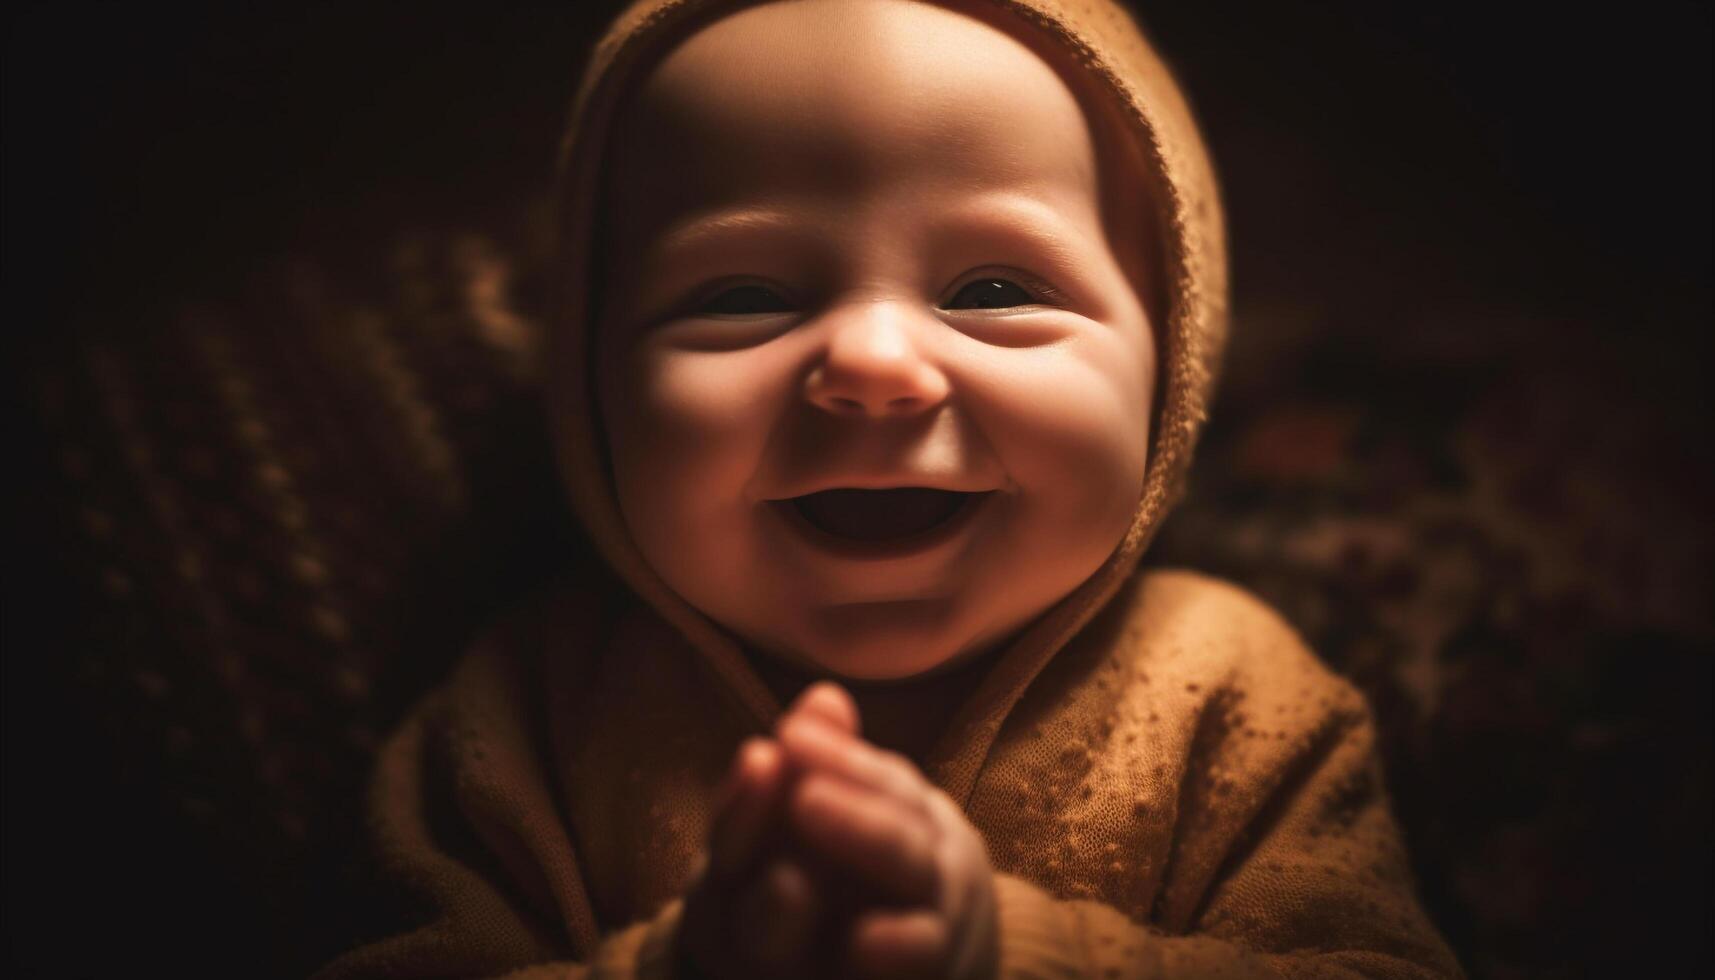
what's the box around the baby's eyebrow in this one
[942,194,1093,254]
[649,208,799,265]
[932,192,1107,288]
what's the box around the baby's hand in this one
[678,687,848,979]
[776,683,999,980]
[678,735,808,978]
[678,683,999,980]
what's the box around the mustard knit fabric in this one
[315,1,1462,976]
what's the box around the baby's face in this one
[594,0,1154,681]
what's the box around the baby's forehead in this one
[605,0,1100,224]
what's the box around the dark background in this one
[7,2,1710,977]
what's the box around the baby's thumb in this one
[783,681,861,738]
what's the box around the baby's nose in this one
[803,303,950,419]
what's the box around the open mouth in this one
[780,488,992,551]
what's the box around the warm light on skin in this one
[593,0,1156,682]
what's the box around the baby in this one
[317,1,1461,978]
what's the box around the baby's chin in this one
[756,597,1020,683]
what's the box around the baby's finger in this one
[779,680,861,738]
[735,857,820,972]
[789,771,940,906]
[843,909,948,980]
[710,737,788,877]
[778,713,930,817]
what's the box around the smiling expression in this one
[592,0,1156,681]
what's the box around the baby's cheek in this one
[622,348,775,486]
[607,345,794,596]
[956,337,1150,629]
[979,341,1149,510]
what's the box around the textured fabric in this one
[316,570,1459,978]
[316,0,1460,976]
[29,233,564,900]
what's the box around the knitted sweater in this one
[314,569,1460,979]
[315,1,1461,976]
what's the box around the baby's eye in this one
[941,278,1038,310]
[694,284,795,316]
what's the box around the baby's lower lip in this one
[770,488,994,560]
